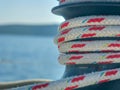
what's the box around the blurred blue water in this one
[0,35,65,82]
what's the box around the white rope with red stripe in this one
[55,26,120,44]
[11,68,120,90]
[59,53,120,65]
[59,40,120,53]
[59,16,120,32]
[59,0,120,5]
[11,15,120,90]
[56,16,120,66]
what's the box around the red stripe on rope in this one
[87,18,105,23]
[105,70,118,76]
[98,79,110,84]
[81,33,96,38]
[98,61,113,64]
[108,43,120,47]
[89,26,105,31]
[58,37,65,43]
[60,29,71,35]
[71,44,86,48]
[61,22,69,29]
[69,56,83,60]
[71,76,85,83]
[32,83,49,90]
[116,34,120,37]
[65,85,79,90]
[107,54,120,59]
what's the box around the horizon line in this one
[0,23,59,26]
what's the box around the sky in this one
[0,0,64,25]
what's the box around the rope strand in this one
[10,2,120,90]
[27,15,120,90]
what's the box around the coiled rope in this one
[12,16,120,90]
[11,2,120,90]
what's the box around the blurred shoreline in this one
[0,24,58,37]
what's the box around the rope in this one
[0,79,51,90]
[11,15,120,90]
[55,25,120,44]
[9,1,120,90]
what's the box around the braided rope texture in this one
[8,1,120,90]
[57,16,120,66]
[11,16,120,90]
